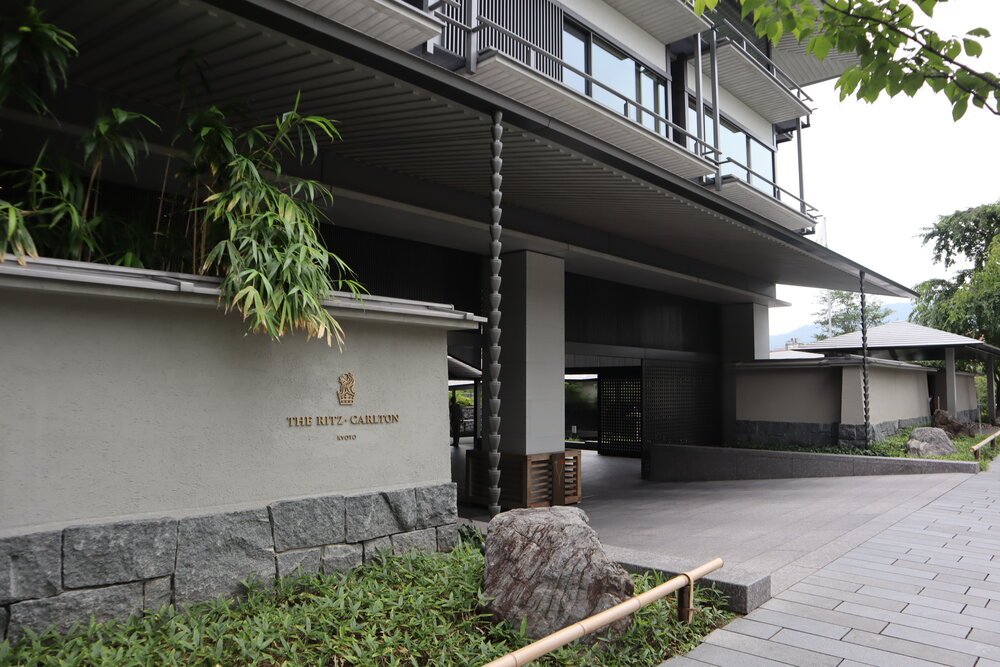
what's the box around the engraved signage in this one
[285,372,400,438]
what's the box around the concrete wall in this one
[733,361,932,447]
[0,283,456,534]
[868,365,932,426]
[735,367,841,423]
[957,372,979,420]
[562,0,667,69]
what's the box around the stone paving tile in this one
[745,609,850,640]
[823,561,969,593]
[761,598,888,634]
[801,574,863,593]
[719,617,781,640]
[915,586,991,608]
[684,642,789,666]
[659,657,712,667]
[901,602,1000,632]
[773,589,841,610]
[791,582,907,612]
[964,605,1000,622]
[940,574,1000,593]
[769,628,943,667]
[668,468,999,666]
[854,584,967,613]
[881,623,1000,661]
[811,567,925,594]
[841,628,978,667]
[704,628,840,666]
[834,600,971,637]
[970,628,1000,649]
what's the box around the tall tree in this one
[812,289,891,340]
[912,200,1000,420]
[912,200,1000,344]
[696,0,1000,120]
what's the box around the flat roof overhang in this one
[773,32,860,87]
[28,0,915,301]
[600,0,712,46]
[286,0,442,52]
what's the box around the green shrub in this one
[723,425,996,470]
[0,545,732,666]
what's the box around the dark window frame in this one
[563,18,673,136]
[686,97,777,195]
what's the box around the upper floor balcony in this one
[420,0,818,232]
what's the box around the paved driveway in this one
[575,451,971,594]
[668,464,1000,665]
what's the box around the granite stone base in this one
[0,482,457,642]
[605,545,770,615]
[955,409,980,423]
[736,416,930,449]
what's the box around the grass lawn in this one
[724,425,998,470]
[0,540,733,666]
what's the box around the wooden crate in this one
[465,449,582,509]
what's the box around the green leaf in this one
[963,38,983,57]
[952,96,969,121]
[808,34,831,60]
[914,0,937,17]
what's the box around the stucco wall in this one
[0,284,454,534]
[957,373,979,416]
[841,365,931,426]
[562,0,667,69]
[735,366,841,423]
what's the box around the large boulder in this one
[907,427,957,457]
[483,506,634,640]
[932,409,977,438]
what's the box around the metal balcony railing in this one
[717,20,813,107]
[428,1,819,224]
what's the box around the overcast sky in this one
[769,0,1000,339]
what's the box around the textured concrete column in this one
[498,251,564,456]
[944,347,958,414]
[721,303,770,443]
[988,357,996,424]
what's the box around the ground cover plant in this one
[0,541,733,666]
[724,425,996,470]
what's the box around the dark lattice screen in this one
[641,361,721,478]
[598,368,643,457]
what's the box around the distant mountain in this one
[770,302,913,350]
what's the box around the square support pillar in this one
[944,347,958,414]
[721,302,770,443]
[498,251,565,456]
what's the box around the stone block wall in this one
[735,416,931,449]
[0,482,457,643]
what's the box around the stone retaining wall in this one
[0,483,457,642]
[735,416,929,448]
[648,444,980,482]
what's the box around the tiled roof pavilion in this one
[794,321,1000,361]
[794,321,999,423]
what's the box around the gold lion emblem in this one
[337,372,356,406]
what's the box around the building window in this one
[561,21,670,136]
[687,101,776,195]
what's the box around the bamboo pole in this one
[482,558,724,667]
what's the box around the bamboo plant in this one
[0,0,362,348]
